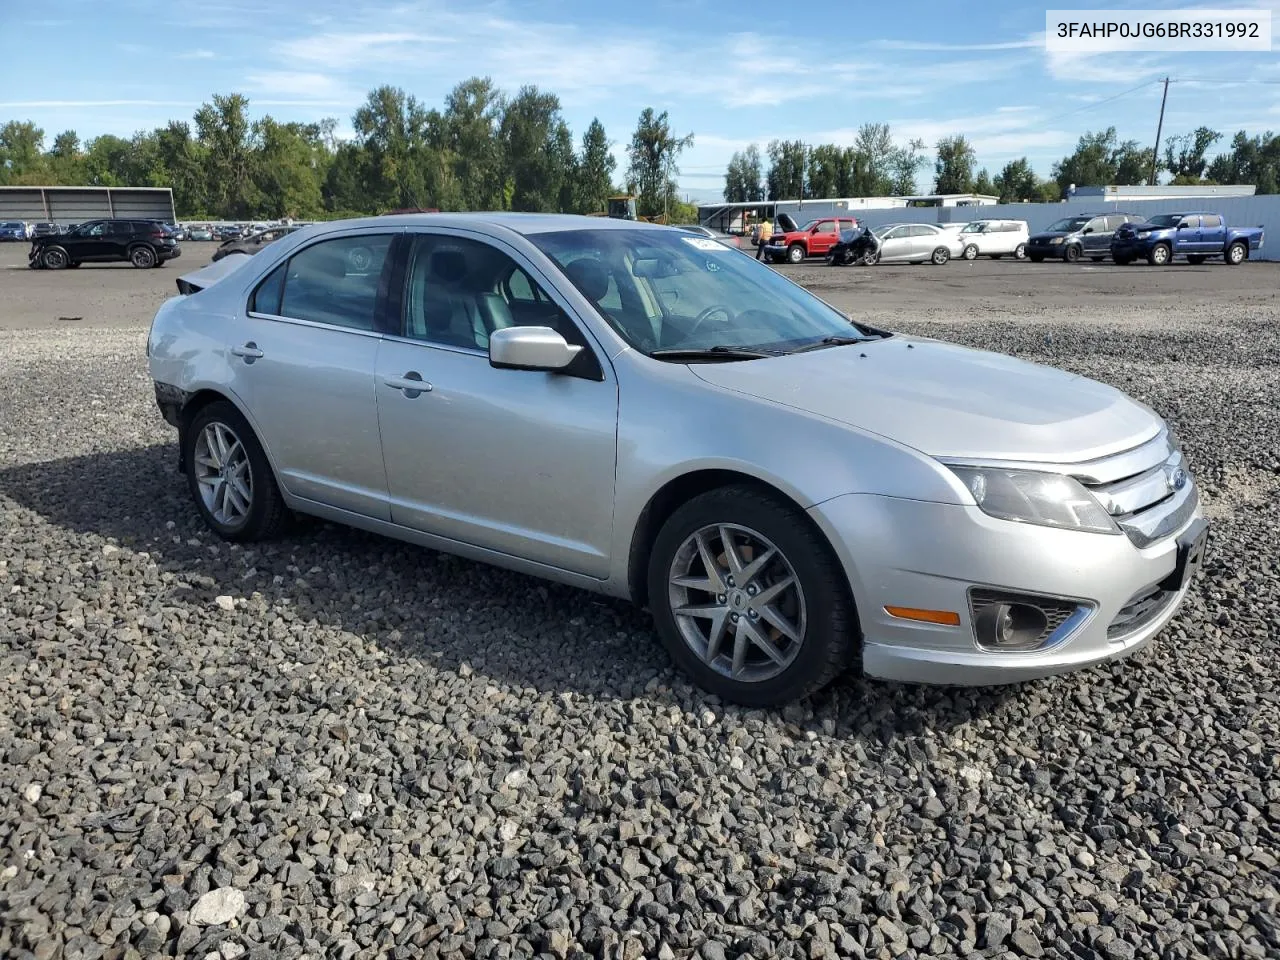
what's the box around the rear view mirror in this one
[489,326,582,373]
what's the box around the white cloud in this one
[177,49,217,60]
[246,71,354,100]
[873,35,1041,51]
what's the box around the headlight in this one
[947,466,1119,535]
[1049,237,1065,245]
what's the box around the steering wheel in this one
[685,304,735,340]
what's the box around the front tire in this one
[1225,241,1247,265]
[787,243,805,264]
[1064,244,1082,263]
[184,401,287,543]
[41,246,69,269]
[961,244,978,261]
[647,485,859,707]
[1148,243,1172,266]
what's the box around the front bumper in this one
[1110,240,1150,259]
[807,489,1206,685]
[1026,241,1068,258]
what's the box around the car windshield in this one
[531,227,879,356]
[960,222,988,233]
[797,219,818,232]
[1046,217,1090,232]
[872,225,899,238]
[1143,214,1185,227]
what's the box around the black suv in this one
[29,218,182,270]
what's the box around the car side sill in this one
[285,495,625,598]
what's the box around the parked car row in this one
[1,220,81,240]
[817,211,1263,268]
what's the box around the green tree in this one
[973,168,996,197]
[993,157,1041,203]
[1051,127,1156,192]
[890,137,927,195]
[194,93,257,218]
[253,118,326,218]
[574,118,616,214]
[500,85,573,212]
[934,135,977,194]
[441,76,506,210]
[1207,130,1280,194]
[0,121,46,184]
[1163,126,1222,182]
[46,130,84,184]
[765,139,805,200]
[626,107,693,219]
[806,143,844,199]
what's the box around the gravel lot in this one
[2,241,1279,959]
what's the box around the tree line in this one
[725,124,1280,204]
[0,79,698,222]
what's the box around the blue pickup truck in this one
[1110,212,1264,266]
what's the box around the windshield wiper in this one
[649,345,779,362]
[785,335,867,354]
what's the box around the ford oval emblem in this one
[1167,466,1187,491]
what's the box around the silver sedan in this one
[148,213,1208,706]
[872,222,966,264]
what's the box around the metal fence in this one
[754,196,1279,261]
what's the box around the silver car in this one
[147,214,1209,706]
[871,222,966,264]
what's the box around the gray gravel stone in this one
[1,294,1278,960]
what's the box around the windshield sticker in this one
[681,236,725,252]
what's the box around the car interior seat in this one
[412,248,484,349]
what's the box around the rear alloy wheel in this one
[1064,244,1082,263]
[1014,243,1027,260]
[41,247,69,270]
[962,244,979,261]
[1226,241,1247,265]
[130,245,156,269]
[648,485,858,706]
[184,401,287,542]
[931,246,950,265]
[1148,243,1171,266]
[787,243,805,264]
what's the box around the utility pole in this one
[1150,77,1170,186]
[798,142,808,212]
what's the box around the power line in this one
[1171,76,1280,85]
[1032,79,1164,130]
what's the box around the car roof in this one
[299,212,683,238]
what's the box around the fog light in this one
[973,602,1049,651]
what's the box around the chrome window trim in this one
[244,311,385,340]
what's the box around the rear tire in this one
[646,484,859,707]
[1225,241,1247,265]
[1013,243,1027,260]
[183,401,288,543]
[931,246,950,265]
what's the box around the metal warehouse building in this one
[0,186,176,224]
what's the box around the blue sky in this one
[3,0,1280,202]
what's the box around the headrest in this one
[564,258,610,303]
[429,249,468,285]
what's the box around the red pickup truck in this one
[763,216,860,264]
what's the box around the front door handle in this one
[384,372,433,397]
[230,342,264,362]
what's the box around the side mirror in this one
[1081,227,1093,234]
[489,325,583,373]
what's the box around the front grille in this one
[1108,583,1178,639]
[968,589,1085,651]
[1073,430,1198,548]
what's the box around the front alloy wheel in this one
[647,485,859,706]
[962,244,978,261]
[41,247,68,269]
[668,523,806,683]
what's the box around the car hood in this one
[689,336,1160,462]
[1029,230,1071,242]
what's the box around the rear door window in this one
[1200,215,1222,228]
[277,234,394,331]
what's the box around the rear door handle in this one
[384,372,433,397]
[230,342,264,362]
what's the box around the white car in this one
[951,219,1030,260]
[871,223,965,264]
